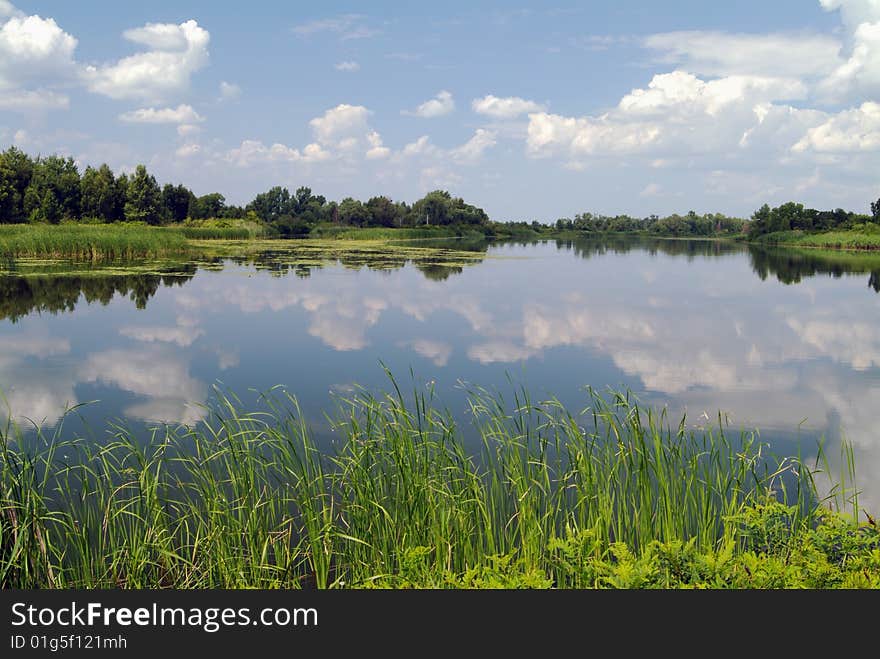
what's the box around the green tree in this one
[124,165,162,224]
[449,196,489,225]
[411,190,452,226]
[293,186,313,214]
[247,186,291,222]
[292,187,326,224]
[81,164,125,221]
[365,195,401,227]
[750,204,771,235]
[0,147,34,223]
[162,183,195,222]
[337,197,369,226]
[23,155,81,223]
[190,192,226,219]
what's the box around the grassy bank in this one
[0,221,267,259]
[176,218,268,240]
[0,224,191,259]
[749,227,880,251]
[2,383,876,589]
[309,225,466,240]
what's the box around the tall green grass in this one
[752,229,880,250]
[177,218,267,240]
[0,382,874,589]
[174,226,253,240]
[0,224,189,259]
[309,225,463,240]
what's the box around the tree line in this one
[553,211,746,236]
[0,147,489,234]
[5,147,879,238]
[748,201,875,236]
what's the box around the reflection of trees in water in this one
[415,263,464,281]
[0,269,195,322]
[560,237,744,261]
[748,246,880,292]
[218,244,486,281]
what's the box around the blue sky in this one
[1,0,878,219]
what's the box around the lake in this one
[1,237,878,509]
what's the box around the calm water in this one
[2,237,879,507]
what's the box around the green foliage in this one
[178,217,267,239]
[409,190,489,227]
[365,195,404,227]
[0,146,34,223]
[337,197,369,226]
[162,183,195,222]
[81,164,126,222]
[124,165,162,224]
[247,185,292,222]
[189,192,226,220]
[310,225,462,240]
[0,224,189,259]
[0,269,195,322]
[554,210,746,237]
[7,145,880,250]
[0,381,874,589]
[750,202,869,238]
[23,155,81,223]
[752,229,880,250]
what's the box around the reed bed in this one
[310,226,462,240]
[795,230,880,250]
[174,226,253,240]
[1,382,875,589]
[0,224,189,259]
[753,229,880,251]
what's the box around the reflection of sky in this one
[0,242,878,509]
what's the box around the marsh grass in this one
[0,224,190,259]
[753,229,880,250]
[309,226,463,240]
[0,223,270,260]
[0,380,873,589]
[177,218,267,240]
[174,226,252,240]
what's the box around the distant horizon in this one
[2,1,879,220]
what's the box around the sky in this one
[1,0,879,220]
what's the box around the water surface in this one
[2,237,878,507]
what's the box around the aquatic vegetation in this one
[750,229,880,251]
[0,224,190,259]
[0,382,873,589]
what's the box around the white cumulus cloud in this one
[310,103,370,143]
[450,128,497,162]
[365,130,391,159]
[526,70,813,161]
[405,90,455,118]
[84,19,209,102]
[793,101,880,152]
[472,94,546,118]
[0,12,78,88]
[644,31,843,79]
[119,104,204,124]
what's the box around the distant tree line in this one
[6,147,880,239]
[0,147,247,225]
[0,147,489,235]
[553,211,746,236]
[748,201,874,236]
[249,187,488,237]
